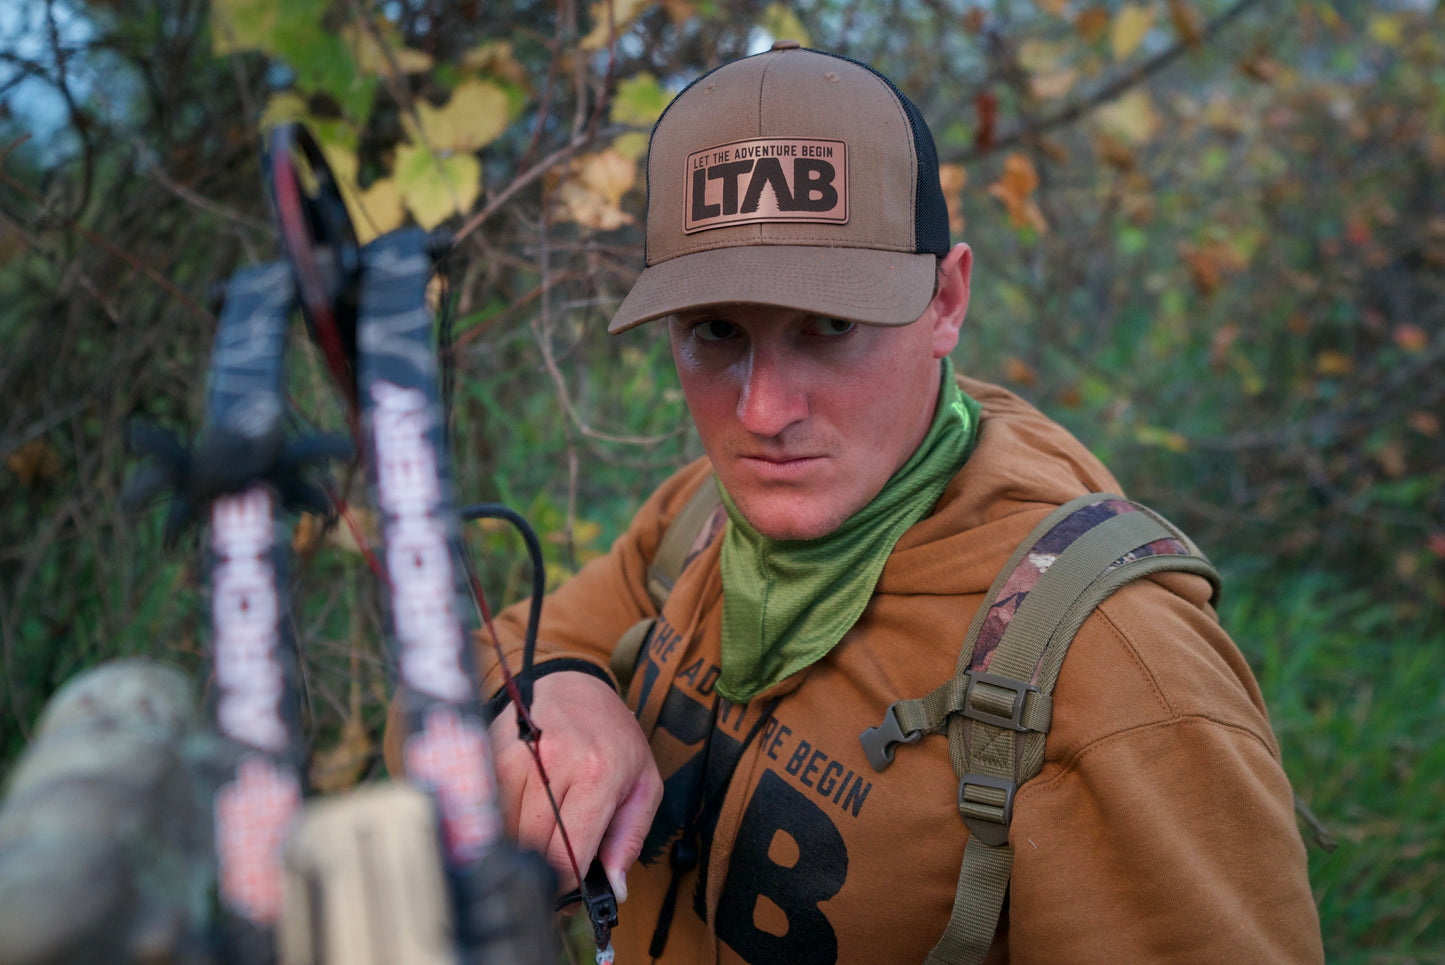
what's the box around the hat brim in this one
[607,245,938,334]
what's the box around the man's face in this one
[666,249,969,540]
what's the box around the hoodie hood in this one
[877,374,1122,600]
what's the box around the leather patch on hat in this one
[683,138,848,234]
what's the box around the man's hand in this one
[489,671,662,904]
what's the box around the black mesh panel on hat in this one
[894,89,951,257]
[824,50,951,257]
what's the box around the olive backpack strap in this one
[609,476,723,692]
[859,493,1221,965]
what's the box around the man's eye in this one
[694,319,738,342]
[814,317,855,337]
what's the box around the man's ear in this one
[930,244,972,359]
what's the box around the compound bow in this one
[127,123,617,965]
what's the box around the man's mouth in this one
[738,453,823,478]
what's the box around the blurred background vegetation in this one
[1,0,1441,960]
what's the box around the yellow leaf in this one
[1313,1,1345,34]
[348,178,407,244]
[1036,0,1069,15]
[760,3,811,48]
[1367,14,1403,47]
[1094,89,1160,145]
[409,80,511,154]
[938,162,967,236]
[1231,352,1264,397]
[343,23,434,76]
[309,716,374,794]
[1093,131,1136,171]
[1315,350,1353,377]
[259,92,307,131]
[1180,238,1247,296]
[1110,4,1155,61]
[460,41,529,86]
[1238,52,1280,84]
[211,0,277,55]
[318,141,359,193]
[1031,67,1079,100]
[659,0,696,24]
[545,560,575,590]
[577,519,604,545]
[987,153,1047,233]
[1018,38,1063,73]
[611,73,667,159]
[1135,425,1190,453]
[292,513,321,556]
[545,519,604,547]
[1019,39,1079,100]
[554,149,638,231]
[613,131,650,161]
[1005,357,1038,386]
[394,141,482,229]
[1075,5,1110,43]
[1201,92,1245,134]
[1373,440,1407,479]
[1167,0,1203,46]
[6,439,62,487]
[580,0,653,51]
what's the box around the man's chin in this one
[728,493,848,542]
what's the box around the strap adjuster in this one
[962,671,1038,732]
[859,702,921,772]
[958,773,1017,847]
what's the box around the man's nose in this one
[736,344,808,437]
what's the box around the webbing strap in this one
[989,510,1176,683]
[646,477,722,609]
[952,493,1115,678]
[609,619,654,694]
[922,837,1012,965]
[889,675,1053,743]
[610,477,722,693]
[958,511,1180,787]
[921,495,1218,965]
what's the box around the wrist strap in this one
[484,659,616,722]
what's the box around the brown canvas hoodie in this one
[388,376,1324,964]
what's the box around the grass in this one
[1218,564,1445,963]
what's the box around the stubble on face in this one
[668,305,944,542]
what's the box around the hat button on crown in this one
[770,39,801,50]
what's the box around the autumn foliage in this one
[1,0,1442,957]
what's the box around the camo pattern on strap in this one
[968,498,1190,680]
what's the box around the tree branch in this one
[952,0,1271,164]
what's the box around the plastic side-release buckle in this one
[958,773,1017,848]
[859,701,921,772]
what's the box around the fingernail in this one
[612,870,628,905]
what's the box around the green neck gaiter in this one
[716,358,981,703]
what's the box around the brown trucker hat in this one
[607,42,951,334]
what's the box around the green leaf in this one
[613,72,668,128]
[407,80,512,154]
[394,141,481,229]
[760,4,810,47]
[211,0,279,54]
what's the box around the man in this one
[392,44,1324,963]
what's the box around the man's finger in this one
[596,771,663,904]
